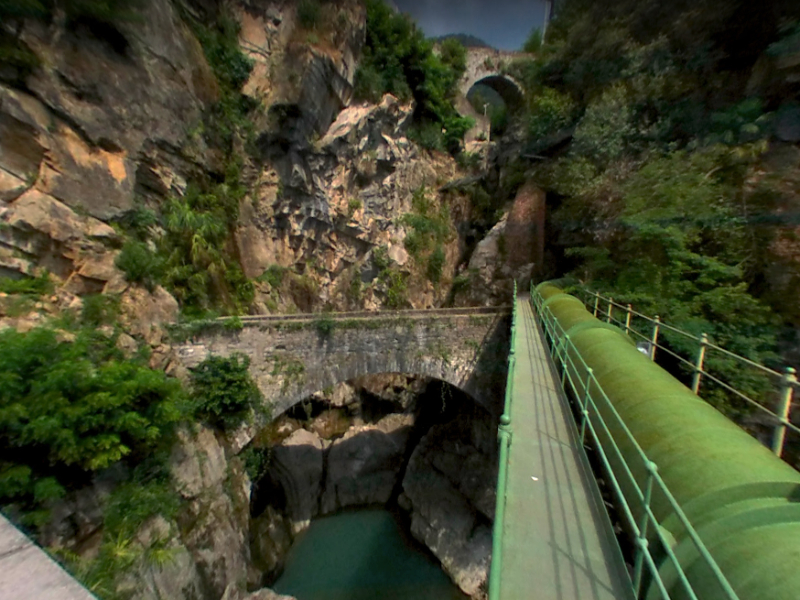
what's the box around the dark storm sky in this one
[392,0,547,50]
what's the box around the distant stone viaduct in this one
[174,307,511,419]
[455,47,530,148]
[460,47,528,110]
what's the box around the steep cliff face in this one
[238,95,467,312]
[0,3,510,599]
[1,0,476,320]
[0,0,212,297]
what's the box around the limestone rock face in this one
[0,0,212,305]
[171,427,229,499]
[223,584,298,600]
[250,505,293,579]
[321,413,414,513]
[239,93,463,311]
[465,181,544,306]
[120,285,180,346]
[269,428,326,533]
[401,407,498,599]
[168,427,252,600]
[18,0,214,219]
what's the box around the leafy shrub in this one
[768,20,800,58]
[409,122,445,152]
[439,37,467,74]
[0,327,185,526]
[116,240,163,290]
[117,206,158,240]
[355,0,469,154]
[523,27,543,53]
[297,0,322,30]
[383,270,408,309]
[354,64,385,104]
[258,264,288,289]
[194,15,253,91]
[372,246,391,271]
[0,272,53,296]
[314,315,336,336]
[571,84,635,165]
[81,294,120,327]
[528,87,576,140]
[400,186,452,261]
[347,198,362,217]
[191,354,262,429]
[159,169,253,315]
[427,245,446,283]
[67,473,180,597]
[242,445,271,482]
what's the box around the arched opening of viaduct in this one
[457,49,529,146]
[175,309,511,437]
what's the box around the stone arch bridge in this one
[455,47,531,149]
[460,48,530,111]
[175,307,511,420]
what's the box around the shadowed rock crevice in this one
[246,376,497,599]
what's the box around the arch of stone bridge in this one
[459,49,530,113]
[175,314,509,427]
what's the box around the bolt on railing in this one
[583,290,800,460]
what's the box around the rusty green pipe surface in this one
[537,283,800,600]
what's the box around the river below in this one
[272,509,469,600]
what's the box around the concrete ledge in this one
[0,514,96,600]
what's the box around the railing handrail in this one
[489,282,517,600]
[579,288,799,459]
[531,285,742,600]
[583,289,788,379]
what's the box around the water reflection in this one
[273,509,468,600]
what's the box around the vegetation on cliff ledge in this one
[355,0,474,154]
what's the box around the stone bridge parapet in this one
[175,307,511,420]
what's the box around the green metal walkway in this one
[493,295,633,600]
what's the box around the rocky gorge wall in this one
[0,2,537,599]
[248,374,498,599]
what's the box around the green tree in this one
[191,354,262,429]
[0,327,185,526]
[523,27,542,53]
[355,0,472,154]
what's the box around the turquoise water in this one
[272,509,468,600]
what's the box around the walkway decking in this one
[496,296,633,600]
[0,514,96,600]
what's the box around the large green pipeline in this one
[534,283,800,600]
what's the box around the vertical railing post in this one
[650,316,660,361]
[606,297,614,324]
[561,335,570,387]
[625,304,633,335]
[773,367,797,457]
[692,334,708,394]
[633,461,658,596]
[593,293,600,317]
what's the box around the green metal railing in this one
[489,281,517,600]
[530,283,742,600]
[582,290,800,461]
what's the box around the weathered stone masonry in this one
[175,310,511,418]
